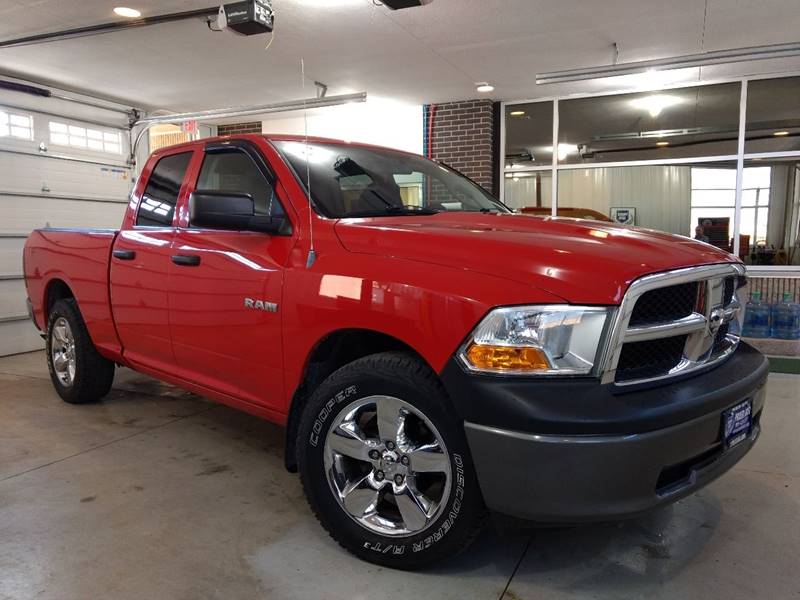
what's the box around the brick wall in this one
[216,121,263,136]
[424,99,497,194]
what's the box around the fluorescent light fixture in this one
[656,141,670,146]
[630,94,683,117]
[536,42,800,85]
[509,110,525,116]
[113,7,141,18]
[549,143,578,160]
[476,83,494,93]
[774,130,790,136]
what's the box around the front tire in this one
[46,298,115,404]
[296,352,486,569]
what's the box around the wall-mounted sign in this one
[610,207,636,226]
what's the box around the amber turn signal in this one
[465,343,550,372]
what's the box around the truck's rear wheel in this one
[46,298,115,404]
[296,352,486,569]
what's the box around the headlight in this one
[459,305,611,375]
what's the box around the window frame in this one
[0,109,34,141]
[135,150,194,228]
[183,139,287,232]
[500,71,800,273]
[48,120,123,155]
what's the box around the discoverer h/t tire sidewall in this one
[296,352,486,569]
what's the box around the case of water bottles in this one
[742,290,800,340]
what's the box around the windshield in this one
[273,141,509,218]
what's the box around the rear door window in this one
[136,152,193,226]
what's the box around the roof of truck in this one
[150,133,423,159]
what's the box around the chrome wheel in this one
[324,395,452,537]
[51,317,76,387]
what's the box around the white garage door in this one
[0,91,133,356]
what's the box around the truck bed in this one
[24,228,121,360]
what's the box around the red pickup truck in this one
[23,134,768,569]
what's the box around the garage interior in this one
[1,0,799,598]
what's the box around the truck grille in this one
[629,282,699,327]
[602,264,746,386]
[616,335,688,382]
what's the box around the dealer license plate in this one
[722,400,752,450]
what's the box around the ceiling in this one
[0,0,799,114]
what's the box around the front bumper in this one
[442,343,769,522]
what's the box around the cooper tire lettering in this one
[309,385,357,447]
[296,353,486,568]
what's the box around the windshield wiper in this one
[344,205,439,218]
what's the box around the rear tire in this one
[297,352,487,569]
[46,298,115,404]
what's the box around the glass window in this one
[503,171,552,212]
[274,141,508,218]
[196,150,284,218]
[690,165,737,251]
[558,163,723,235]
[136,152,193,227]
[503,101,554,169]
[49,121,122,154]
[739,158,800,266]
[687,165,774,256]
[745,76,800,155]
[0,110,33,140]
[557,83,741,164]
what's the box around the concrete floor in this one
[0,351,798,600]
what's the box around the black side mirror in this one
[189,191,292,235]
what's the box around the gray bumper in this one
[465,383,766,523]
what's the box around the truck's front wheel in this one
[46,299,115,404]
[296,352,486,569]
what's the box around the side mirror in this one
[189,191,292,235]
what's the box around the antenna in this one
[302,58,317,268]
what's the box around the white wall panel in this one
[260,100,424,154]
[558,165,692,235]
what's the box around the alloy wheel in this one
[51,317,76,387]
[323,395,452,537]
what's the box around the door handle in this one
[171,254,201,267]
[112,249,136,260]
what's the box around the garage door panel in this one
[0,152,131,200]
[0,278,27,318]
[1,196,126,232]
[0,237,26,274]
[0,318,43,356]
[1,99,131,356]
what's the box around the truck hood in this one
[334,213,739,304]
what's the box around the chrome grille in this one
[601,263,746,386]
[628,282,699,327]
